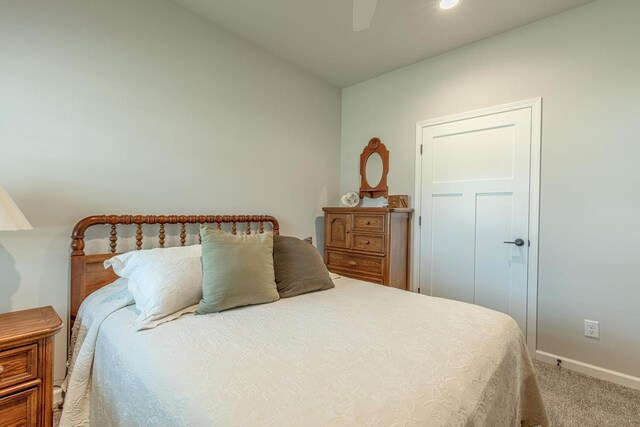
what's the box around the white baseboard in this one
[535,350,640,390]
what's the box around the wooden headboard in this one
[70,214,279,325]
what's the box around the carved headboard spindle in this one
[109,225,117,253]
[159,224,166,248]
[180,224,186,246]
[136,224,143,250]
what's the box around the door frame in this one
[412,98,542,354]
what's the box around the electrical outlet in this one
[585,320,599,339]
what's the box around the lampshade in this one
[0,186,33,231]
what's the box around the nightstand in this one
[0,306,63,427]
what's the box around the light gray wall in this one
[0,0,341,380]
[341,0,640,377]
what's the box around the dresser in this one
[323,207,413,290]
[0,306,63,427]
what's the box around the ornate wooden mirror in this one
[359,137,389,198]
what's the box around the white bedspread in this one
[62,277,548,426]
[60,278,134,427]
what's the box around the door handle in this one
[504,238,525,247]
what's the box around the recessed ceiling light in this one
[439,0,460,10]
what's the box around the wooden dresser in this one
[0,306,63,427]
[323,207,413,290]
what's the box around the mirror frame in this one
[359,137,389,199]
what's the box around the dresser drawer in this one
[352,233,385,254]
[0,387,38,427]
[352,214,385,233]
[0,345,37,391]
[326,250,384,277]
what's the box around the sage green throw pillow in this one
[274,235,334,298]
[196,227,279,314]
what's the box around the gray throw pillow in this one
[196,227,279,314]
[274,235,334,298]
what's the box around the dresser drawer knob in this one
[365,221,371,225]
[365,240,370,244]
[0,365,4,375]
[348,260,358,266]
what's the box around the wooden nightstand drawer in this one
[352,214,385,233]
[352,233,385,254]
[0,306,62,427]
[0,345,37,391]
[326,250,384,277]
[0,387,38,427]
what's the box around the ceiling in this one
[171,0,594,87]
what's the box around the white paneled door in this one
[416,101,541,339]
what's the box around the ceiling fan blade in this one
[353,0,378,32]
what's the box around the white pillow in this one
[104,245,202,330]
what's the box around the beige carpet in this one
[534,360,640,426]
[53,361,640,426]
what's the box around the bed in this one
[61,214,548,427]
